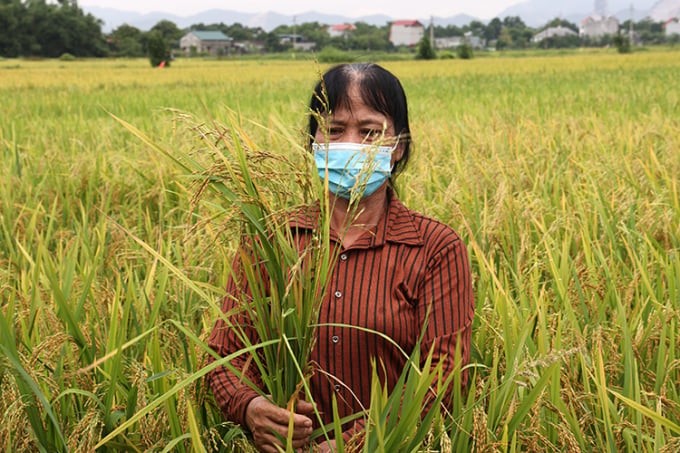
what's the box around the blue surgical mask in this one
[313,142,393,199]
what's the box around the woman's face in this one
[314,83,404,164]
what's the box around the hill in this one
[497,0,660,26]
[82,7,479,32]
[82,1,680,33]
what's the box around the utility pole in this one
[629,4,634,45]
[430,16,434,49]
[292,15,297,59]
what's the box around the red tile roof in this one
[330,23,356,31]
[392,20,423,26]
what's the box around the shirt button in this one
[332,335,339,343]
[340,253,348,261]
[334,384,341,392]
[334,291,342,298]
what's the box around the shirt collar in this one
[289,192,424,249]
[376,194,424,247]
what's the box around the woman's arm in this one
[417,236,475,400]
[206,252,315,452]
[206,273,264,426]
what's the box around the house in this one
[179,31,232,56]
[328,23,356,39]
[389,20,424,46]
[279,34,316,51]
[532,26,578,43]
[665,18,680,36]
[435,32,484,49]
[435,36,464,49]
[579,15,619,38]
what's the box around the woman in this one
[207,63,474,452]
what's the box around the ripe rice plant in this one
[96,110,344,450]
[1,50,679,451]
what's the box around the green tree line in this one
[0,0,106,57]
[1,1,677,59]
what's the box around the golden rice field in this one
[1,49,679,452]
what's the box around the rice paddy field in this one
[1,49,679,452]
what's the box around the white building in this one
[580,15,620,38]
[389,20,424,46]
[532,26,578,43]
[435,33,484,49]
[665,18,680,36]
[179,31,232,56]
[328,23,356,39]
[435,36,464,49]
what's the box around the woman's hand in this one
[316,439,337,453]
[245,396,314,453]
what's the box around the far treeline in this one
[1,0,679,59]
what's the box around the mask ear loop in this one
[389,133,402,153]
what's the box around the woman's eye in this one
[328,127,343,136]
[362,129,380,140]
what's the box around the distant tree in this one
[147,30,171,66]
[415,36,436,59]
[497,27,513,49]
[457,43,473,59]
[224,22,259,41]
[295,21,331,48]
[626,19,666,45]
[149,20,183,49]
[0,0,22,57]
[348,22,390,51]
[502,16,527,29]
[544,17,578,33]
[613,33,632,53]
[109,24,145,57]
[263,31,285,52]
[501,16,533,49]
[465,20,487,37]
[0,0,106,57]
[268,25,294,51]
[485,17,503,41]
[539,34,581,49]
[434,24,464,38]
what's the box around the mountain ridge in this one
[83,1,680,32]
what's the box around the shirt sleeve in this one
[206,253,264,427]
[417,236,475,399]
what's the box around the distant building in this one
[532,26,578,43]
[179,31,232,56]
[279,34,300,44]
[232,41,265,54]
[294,41,316,51]
[279,34,316,51]
[328,23,356,39]
[389,20,424,46]
[665,18,680,36]
[435,36,464,49]
[435,33,484,49]
[580,15,619,38]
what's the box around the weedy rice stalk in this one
[353,343,454,453]
[108,109,345,450]
[2,53,680,451]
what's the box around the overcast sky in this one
[78,0,526,20]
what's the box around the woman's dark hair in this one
[309,63,412,179]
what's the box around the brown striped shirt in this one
[206,193,474,439]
